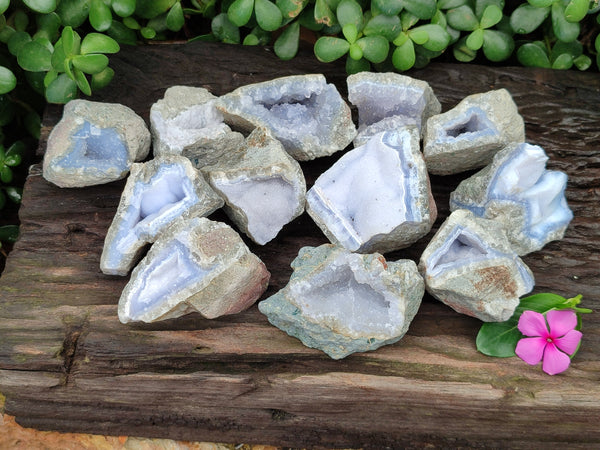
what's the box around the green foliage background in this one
[0,0,598,248]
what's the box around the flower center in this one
[546,337,554,343]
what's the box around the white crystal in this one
[306,128,436,254]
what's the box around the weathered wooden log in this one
[1,41,599,448]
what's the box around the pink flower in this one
[515,310,582,375]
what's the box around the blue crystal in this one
[441,107,498,141]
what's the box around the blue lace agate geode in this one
[450,143,573,255]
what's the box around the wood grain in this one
[1,42,599,448]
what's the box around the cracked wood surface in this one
[1,42,599,448]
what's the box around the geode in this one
[150,85,244,167]
[201,127,306,245]
[118,217,270,323]
[215,74,356,160]
[450,142,573,255]
[347,72,441,138]
[43,99,151,187]
[419,209,535,322]
[258,244,424,359]
[306,128,437,254]
[423,89,525,175]
[101,155,223,276]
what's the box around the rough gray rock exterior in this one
[306,128,437,254]
[419,209,535,322]
[347,72,441,136]
[150,86,244,167]
[119,217,270,323]
[423,89,525,175]
[43,99,151,187]
[215,74,356,161]
[101,155,223,275]
[353,114,418,147]
[201,127,306,245]
[450,142,573,255]
[258,244,424,359]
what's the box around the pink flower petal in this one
[515,337,546,365]
[546,309,578,338]
[554,329,583,356]
[518,310,549,338]
[542,343,572,375]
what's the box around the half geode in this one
[118,217,270,323]
[347,72,441,144]
[101,155,223,275]
[150,86,244,167]
[201,127,306,245]
[450,142,573,255]
[215,74,356,161]
[306,128,437,254]
[423,89,525,175]
[258,244,424,359]
[419,209,534,322]
[43,99,151,187]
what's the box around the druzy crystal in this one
[258,244,424,359]
[306,128,436,254]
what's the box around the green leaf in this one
[446,5,479,31]
[6,141,24,160]
[573,54,591,70]
[314,0,336,27]
[1,165,12,183]
[357,35,389,63]
[453,36,477,61]
[45,73,78,103]
[135,0,176,19]
[90,0,113,31]
[403,0,437,20]
[255,0,283,31]
[228,0,254,27]
[73,68,91,96]
[314,36,350,62]
[91,66,114,90]
[564,0,588,23]
[372,0,403,16]
[17,40,52,72]
[438,0,468,9]
[274,20,299,60]
[8,31,32,57]
[337,0,363,30]
[14,10,29,32]
[0,224,19,242]
[140,26,156,39]
[4,188,22,205]
[408,27,429,45]
[392,39,415,71]
[417,24,451,51]
[480,4,503,28]
[107,20,138,45]
[24,111,41,139]
[51,39,66,71]
[62,26,76,56]
[342,23,358,43]
[81,33,120,54]
[348,42,363,60]
[23,0,57,14]
[482,29,513,61]
[551,40,582,60]
[297,6,322,31]
[24,70,45,95]
[510,4,550,34]
[0,66,16,94]
[35,12,61,41]
[277,0,308,21]
[72,54,109,74]
[123,16,141,29]
[0,95,15,126]
[0,0,8,14]
[527,0,553,7]
[363,14,401,41]
[552,52,573,69]
[243,34,259,45]
[56,0,91,28]
[517,42,551,67]
[400,10,419,30]
[211,13,240,43]
[166,2,185,31]
[552,2,580,43]
[345,55,370,74]
[112,0,136,17]
[4,152,21,167]
[466,28,484,50]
